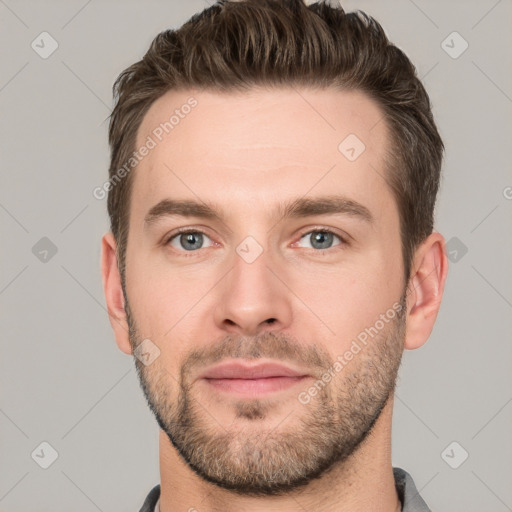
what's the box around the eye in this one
[296,229,345,251]
[166,229,214,252]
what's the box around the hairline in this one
[115,83,409,287]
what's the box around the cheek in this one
[125,251,219,353]
[288,255,399,347]
[124,254,176,339]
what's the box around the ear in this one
[101,232,132,355]
[404,231,449,350]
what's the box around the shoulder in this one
[393,467,432,512]
[138,484,161,512]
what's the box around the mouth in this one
[198,360,311,396]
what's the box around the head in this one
[102,0,448,496]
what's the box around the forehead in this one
[131,86,394,228]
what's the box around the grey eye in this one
[298,230,341,250]
[169,231,213,251]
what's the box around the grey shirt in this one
[139,467,431,512]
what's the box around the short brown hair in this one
[107,0,444,288]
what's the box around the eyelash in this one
[163,227,349,255]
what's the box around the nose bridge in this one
[213,234,292,335]
[233,234,272,293]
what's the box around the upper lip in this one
[199,360,309,380]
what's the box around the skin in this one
[102,86,448,512]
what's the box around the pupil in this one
[312,231,332,249]
[181,232,202,250]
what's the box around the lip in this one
[204,376,307,395]
[199,360,309,380]
[198,360,312,396]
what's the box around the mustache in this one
[179,332,330,380]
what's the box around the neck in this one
[158,396,401,512]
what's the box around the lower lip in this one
[203,376,308,395]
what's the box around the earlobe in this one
[101,232,133,355]
[404,232,449,350]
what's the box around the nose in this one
[213,243,292,337]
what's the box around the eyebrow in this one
[143,195,374,229]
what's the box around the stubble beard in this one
[125,292,407,496]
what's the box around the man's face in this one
[123,87,407,495]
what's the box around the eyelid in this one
[162,225,351,253]
[290,229,348,254]
[163,226,216,250]
[295,226,350,245]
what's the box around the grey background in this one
[1,0,511,511]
